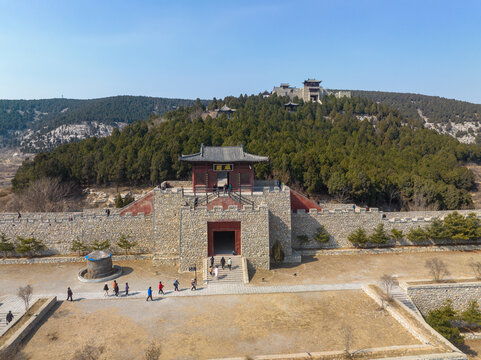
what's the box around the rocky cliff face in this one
[17,121,128,152]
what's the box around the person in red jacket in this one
[158,281,164,295]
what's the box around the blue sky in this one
[0,0,480,103]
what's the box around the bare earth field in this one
[19,291,419,360]
[251,250,481,285]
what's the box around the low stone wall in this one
[406,282,481,315]
[0,213,153,256]
[0,254,153,265]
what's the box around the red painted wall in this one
[120,192,154,216]
[192,163,253,190]
[290,190,322,212]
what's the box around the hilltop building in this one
[271,79,351,103]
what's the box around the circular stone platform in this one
[77,250,122,283]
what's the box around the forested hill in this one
[0,96,203,151]
[350,90,481,124]
[13,94,481,210]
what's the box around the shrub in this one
[0,233,14,258]
[369,224,389,244]
[407,226,428,243]
[425,300,463,344]
[73,344,104,360]
[390,228,404,242]
[271,240,284,263]
[16,236,44,257]
[347,227,368,247]
[144,341,162,360]
[71,238,87,256]
[91,239,111,251]
[297,235,309,245]
[117,234,137,255]
[461,300,481,328]
[314,226,330,243]
[115,193,135,208]
[425,258,450,282]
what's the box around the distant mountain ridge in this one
[0,96,205,151]
[349,90,481,143]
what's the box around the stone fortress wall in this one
[0,212,153,255]
[1,183,481,268]
[291,208,481,249]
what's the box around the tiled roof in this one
[180,144,268,163]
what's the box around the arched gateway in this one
[150,145,316,273]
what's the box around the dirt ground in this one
[18,291,419,360]
[251,250,481,285]
[462,339,481,359]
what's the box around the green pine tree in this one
[348,227,369,247]
[369,224,389,245]
[91,239,111,251]
[116,234,137,255]
[71,238,87,256]
[0,233,14,258]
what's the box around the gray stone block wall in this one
[407,283,481,315]
[178,205,270,272]
[0,213,153,255]
[153,189,183,260]
[291,209,481,249]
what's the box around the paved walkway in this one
[36,281,365,302]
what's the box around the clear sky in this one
[0,0,480,103]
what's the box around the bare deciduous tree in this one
[470,261,481,279]
[425,258,450,282]
[341,324,354,358]
[12,177,78,212]
[380,274,398,302]
[17,284,33,312]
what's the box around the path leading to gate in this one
[34,281,364,302]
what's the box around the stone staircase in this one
[391,286,423,317]
[0,295,36,336]
[204,256,245,285]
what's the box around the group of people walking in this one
[103,280,124,297]
[208,255,233,278]
[63,277,198,303]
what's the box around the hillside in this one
[12,94,481,211]
[350,90,481,144]
[0,96,204,151]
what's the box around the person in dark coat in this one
[125,282,129,296]
[67,287,73,301]
[210,255,214,267]
[103,283,109,296]
[220,256,226,270]
[173,279,180,292]
[146,287,153,301]
[6,310,13,325]
[191,279,197,291]
[114,281,119,296]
